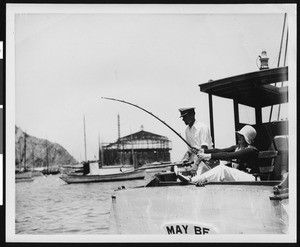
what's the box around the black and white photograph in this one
[4,3,297,243]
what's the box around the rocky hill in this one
[15,126,78,170]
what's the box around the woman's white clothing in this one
[191,163,256,182]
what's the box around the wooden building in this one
[102,127,172,167]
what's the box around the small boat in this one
[31,170,44,177]
[42,169,60,176]
[60,116,145,184]
[15,177,34,183]
[16,131,34,182]
[42,139,60,175]
[15,170,33,181]
[15,169,34,183]
[60,168,145,184]
[61,159,134,175]
[30,148,43,177]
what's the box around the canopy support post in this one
[233,100,240,144]
[255,107,262,125]
[208,94,215,147]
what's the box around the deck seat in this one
[273,135,289,177]
[253,150,278,181]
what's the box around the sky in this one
[9,5,293,163]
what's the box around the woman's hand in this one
[190,163,198,176]
[197,153,211,160]
[196,178,208,187]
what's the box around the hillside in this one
[15,126,78,170]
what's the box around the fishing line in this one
[101,97,192,149]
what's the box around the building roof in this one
[199,66,288,108]
[103,130,171,149]
[119,130,169,142]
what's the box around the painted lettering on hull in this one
[163,222,218,234]
[166,225,189,234]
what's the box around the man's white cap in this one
[236,125,257,144]
[179,107,195,118]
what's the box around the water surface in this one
[16,174,153,234]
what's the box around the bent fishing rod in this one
[101,97,217,170]
[101,97,204,158]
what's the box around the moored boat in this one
[15,169,34,183]
[42,139,61,175]
[15,131,34,182]
[15,171,32,180]
[61,161,134,176]
[41,168,60,176]
[15,177,34,183]
[60,169,145,184]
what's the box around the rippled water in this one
[16,173,153,234]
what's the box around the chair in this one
[273,135,289,175]
[253,150,278,181]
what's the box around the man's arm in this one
[204,146,237,154]
[211,148,257,161]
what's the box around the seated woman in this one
[176,125,259,184]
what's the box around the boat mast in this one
[98,134,100,165]
[19,133,24,171]
[117,114,123,165]
[23,131,27,171]
[83,115,87,162]
[19,141,22,172]
[130,130,135,168]
[269,13,287,122]
[277,25,288,121]
[101,143,104,166]
[32,147,35,171]
[46,139,49,172]
[98,134,104,167]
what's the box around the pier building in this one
[101,126,172,167]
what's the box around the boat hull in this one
[60,170,145,184]
[42,170,60,175]
[109,183,288,234]
[15,178,34,182]
[97,165,134,175]
[15,171,32,179]
[31,170,44,177]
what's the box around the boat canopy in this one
[198,66,288,144]
[199,66,288,108]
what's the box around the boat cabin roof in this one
[199,66,288,108]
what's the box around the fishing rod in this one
[101,97,193,148]
[101,97,216,169]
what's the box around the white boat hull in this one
[110,183,288,234]
[97,165,134,175]
[60,169,145,184]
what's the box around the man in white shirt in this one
[179,107,213,176]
